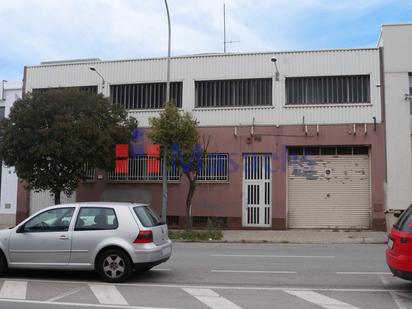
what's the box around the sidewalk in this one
[222,230,387,244]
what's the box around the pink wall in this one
[16,123,386,230]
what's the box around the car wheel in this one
[97,249,132,283]
[0,252,7,275]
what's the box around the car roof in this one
[49,202,148,208]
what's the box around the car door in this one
[8,207,75,267]
[70,207,119,266]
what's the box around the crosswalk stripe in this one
[0,280,27,299]
[285,290,362,309]
[183,288,242,309]
[89,284,128,305]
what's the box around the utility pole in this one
[162,0,171,224]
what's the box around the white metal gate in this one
[29,190,76,215]
[242,154,272,227]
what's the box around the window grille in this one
[285,75,370,105]
[110,82,182,109]
[195,78,272,107]
[108,156,181,182]
[197,154,229,181]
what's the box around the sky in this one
[0,0,411,81]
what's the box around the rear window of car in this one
[394,207,412,233]
[75,207,118,230]
[133,206,161,227]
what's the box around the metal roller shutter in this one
[287,154,370,229]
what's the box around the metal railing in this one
[108,156,181,182]
[197,154,228,181]
[83,163,95,181]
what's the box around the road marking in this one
[0,298,179,309]
[337,272,392,275]
[211,270,296,274]
[0,280,27,299]
[2,277,410,293]
[152,268,171,271]
[89,284,128,305]
[46,286,86,302]
[284,290,362,309]
[380,275,409,309]
[183,288,242,309]
[211,254,335,258]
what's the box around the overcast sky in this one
[0,0,411,81]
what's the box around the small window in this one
[133,206,161,227]
[197,154,229,182]
[288,147,303,156]
[337,147,353,155]
[320,147,336,155]
[304,147,320,156]
[394,206,412,233]
[75,207,118,230]
[23,207,75,232]
[353,146,368,155]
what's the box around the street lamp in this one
[270,57,280,81]
[161,0,172,224]
[89,66,106,91]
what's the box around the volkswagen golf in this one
[0,202,172,282]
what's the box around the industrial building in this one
[13,23,412,230]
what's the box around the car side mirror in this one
[16,225,25,233]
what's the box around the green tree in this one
[0,88,137,204]
[148,103,208,230]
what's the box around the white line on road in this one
[211,254,335,258]
[46,286,86,302]
[0,298,179,309]
[2,277,410,293]
[337,272,392,275]
[183,288,242,309]
[284,290,362,309]
[89,284,128,305]
[211,270,296,274]
[152,268,171,271]
[0,280,27,299]
[380,275,409,309]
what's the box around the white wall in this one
[0,82,21,226]
[25,48,381,127]
[381,24,412,210]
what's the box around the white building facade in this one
[0,81,21,226]
[379,23,412,211]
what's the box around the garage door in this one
[287,146,370,229]
[29,190,76,215]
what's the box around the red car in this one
[386,205,412,281]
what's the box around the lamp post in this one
[161,0,171,224]
[89,66,106,91]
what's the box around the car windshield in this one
[394,206,412,233]
[133,206,162,227]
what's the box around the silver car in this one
[0,202,172,282]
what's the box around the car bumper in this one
[386,248,412,280]
[133,239,172,264]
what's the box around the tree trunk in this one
[53,191,61,205]
[185,175,196,231]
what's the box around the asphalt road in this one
[0,242,411,309]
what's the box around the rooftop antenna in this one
[223,3,239,53]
